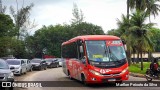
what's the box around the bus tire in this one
[68,70,73,80]
[81,74,88,86]
[115,81,122,84]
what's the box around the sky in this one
[2,0,160,34]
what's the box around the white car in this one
[6,59,27,75]
[22,59,33,72]
[57,58,63,67]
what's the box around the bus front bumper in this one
[85,70,129,83]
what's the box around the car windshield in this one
[6,60,20,65]
[31,60,41,63]
[0,60,9,69]
[85,40,126,63]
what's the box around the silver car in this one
[22,59,33,72]
[6,59,27,75]
[0,59,14,90]
[57,58,63,67]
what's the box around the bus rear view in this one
[62,35,129,84]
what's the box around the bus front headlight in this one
[89,69,102,76]
[120,67,128,75]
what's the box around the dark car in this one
[0,59,14,90]
[45,59,59,68]
[30,59,47,70]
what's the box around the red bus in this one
[61,35,129,84]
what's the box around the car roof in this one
[6,59,23,61]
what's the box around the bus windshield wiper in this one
[114,60,121,63]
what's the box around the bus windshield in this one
[85,40,126,63]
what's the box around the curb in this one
[130,72,160,80]
[129,72,145,78]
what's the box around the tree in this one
[10,3,34,39]
[116,14,132,65]
[107,29,120,36]
[0,14,14,57]
[26,22,104,58]
[150,28,160,52]
[71,22,104,36]
[0,14,15,37]
[0,0,6,14]
[9,1,36,58]
[146,0,160,22]
[127,0,160,22]
[71,3,84,25]
[129,11,154,70]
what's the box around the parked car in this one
[6,59,27,76]
[31,59,47,70]
[22,59,33,72]
[57,58,63,67]
[45,58,59,68]
[0,59,14,90]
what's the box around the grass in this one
[129,62,160,74]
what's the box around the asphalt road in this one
[14,67,160,90]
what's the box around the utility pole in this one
[0,0,2,13]
[127,0,129,20]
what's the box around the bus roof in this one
[62,35,121,45]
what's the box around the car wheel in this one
[39,66,42,71]
[56,64,59,68]
[44,66,47,70]
[30,67,33,72]
[24,68,27,74]
[19,70,22,76]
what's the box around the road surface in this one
[14,67,160,90]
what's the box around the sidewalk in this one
[129,72,145,78]
[130,72,160,80]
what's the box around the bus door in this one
[76,40,87,81]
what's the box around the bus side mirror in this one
[77,40,83,46]
[80,46,83,53]
[81,56,86,64]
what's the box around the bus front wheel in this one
[81,74,88,86]
[68,70,73,80]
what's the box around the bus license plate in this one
[108,79,116,81]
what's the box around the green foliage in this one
[149,28,160,52]
[10,3,34,39]
[129,62,151,74]
[0,14,15,36]
[106,29,121,37]
[26,23,104,57]
[0,14,14,57]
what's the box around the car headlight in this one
[15,66,20,69]
[47,62,51,65]
[8,72,14,78]
[89,69,102,76]
[120,67,128,74]
[36,64,40,66]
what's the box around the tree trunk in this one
[127,0,129,20]
[148,51,152,62]
[140,51,143,71]
[136,51,139,63]
[127,49,131,66]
